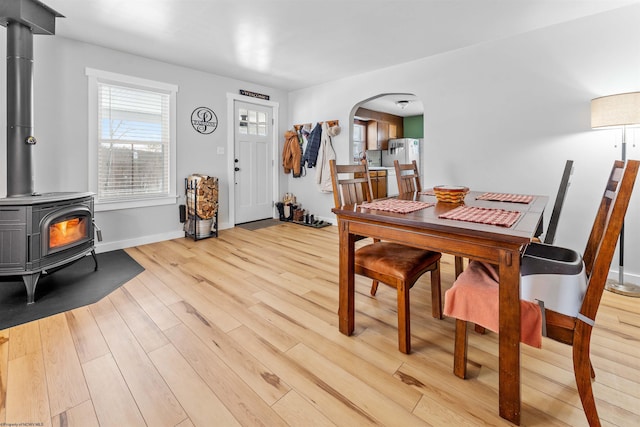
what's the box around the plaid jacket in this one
[303,123,322,168]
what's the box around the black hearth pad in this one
[0,250,144,330]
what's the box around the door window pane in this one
[239,108,267,136]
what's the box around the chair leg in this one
[397,282,411,354]
[573,322,601,427]
[370,280,379,296]
[454,256,465,278]
[454,319,468,379]
[430,262,442,319]
[474,324,486,334]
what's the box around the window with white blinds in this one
[86,68,178,210]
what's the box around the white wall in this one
[287,4,640,283]
[0,35,288,252]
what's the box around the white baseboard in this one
[607,268,640,286]
[95,230,185,253]
[94,219,331,254]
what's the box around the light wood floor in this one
[0,223,638,426]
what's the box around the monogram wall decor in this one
[191,107,218,134]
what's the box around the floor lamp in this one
[591,92,640,297]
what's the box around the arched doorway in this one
[350,93,424,163]
[350,93,424,195]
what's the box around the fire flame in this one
[49,218,87,249]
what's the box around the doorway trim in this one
[226,93,280,227]
[349,92,423,168]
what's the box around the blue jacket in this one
[303,123,322,168]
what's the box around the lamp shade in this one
[591,92,640,128]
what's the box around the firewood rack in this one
[184,175,218,240]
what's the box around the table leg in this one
[338,220,355,336]
[498,249,521,425]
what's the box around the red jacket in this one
[282,130,302,177]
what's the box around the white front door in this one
[234,101,274,223]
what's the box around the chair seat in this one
[355,242,441,283]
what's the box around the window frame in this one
[352,119,368,163]
[86,68,178,212]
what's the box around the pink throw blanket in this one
[444,261,542,348]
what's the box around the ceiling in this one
[356,94,424,118]
[40,0,638,92]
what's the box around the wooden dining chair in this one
[329,159,443,354]
[394,160,422,193]
[444,159,639,426]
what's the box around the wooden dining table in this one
[332,190,548,425]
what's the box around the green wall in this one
[403,115,423,138]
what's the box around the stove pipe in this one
[6,21,35,197]
[1,0,63,197]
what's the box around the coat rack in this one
[293,120,339,131]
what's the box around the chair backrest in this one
[582,160,625,277]
[394,160,422,193]
[544,160,574,244]
[580,160,639,322]
[329,159,374,208]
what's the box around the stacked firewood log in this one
[186,174,218,219]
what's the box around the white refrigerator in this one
[381,138,422,173]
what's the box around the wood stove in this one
[0,193,97,304]
[0,1,98,304]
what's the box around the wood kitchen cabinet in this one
[356,169,387,199]
[356,107,404,150]
[377,122,389,150]
[366,121,378,150]
[389,124,397,139]
[366,120,391,150]
[372,170,387,198]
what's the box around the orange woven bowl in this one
[433,185,469,203]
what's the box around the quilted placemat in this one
[438,205,521,227]
[359,199,434,214]
[476,192,534,204]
